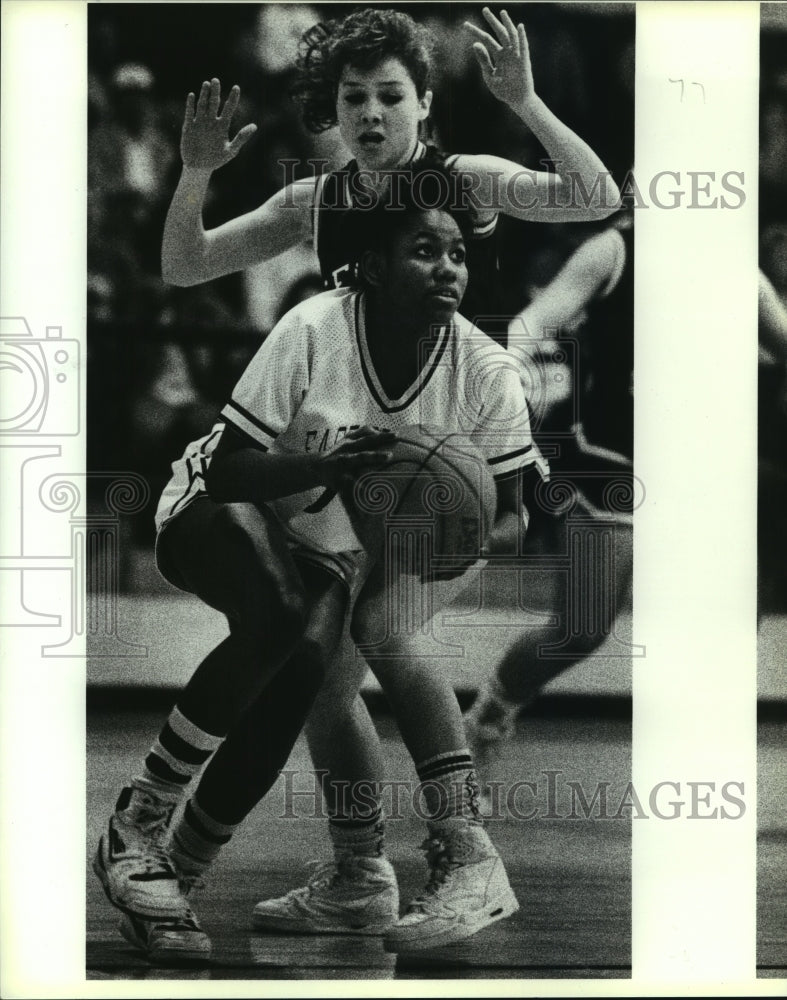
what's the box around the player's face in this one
[380,209,468,325]
[336,57,432,171]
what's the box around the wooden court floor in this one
[87,708,632,981]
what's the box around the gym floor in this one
[87,707,632,980]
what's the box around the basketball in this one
[347,425,497,577]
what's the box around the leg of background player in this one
[466,508,633,779]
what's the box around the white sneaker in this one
[252,855,399,935]
[383,822,519,952]
[118,908,211,965]
[93,786,191,921]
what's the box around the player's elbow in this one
[587,177,622,220]
[587,201,621,222]
[161,257,202,287]
[568,175,622,221]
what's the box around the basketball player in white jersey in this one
[135,6,620,957]
[95,180,546,961]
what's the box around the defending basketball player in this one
[95,178,546,961]
[162,7,620,300]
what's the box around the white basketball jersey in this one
[155,288,547,554]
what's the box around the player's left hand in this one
[464,8,535,111]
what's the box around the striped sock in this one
[415,749,482,824]
[169,796,238,875]
[132,706,223,803]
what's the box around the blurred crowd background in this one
[87,3,786,611]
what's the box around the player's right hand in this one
[320,426,396,490]
[181,79,257,170]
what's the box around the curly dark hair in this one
[292,8,435,134]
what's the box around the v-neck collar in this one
[353,293,452,414]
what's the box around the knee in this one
[235,578,307,650]
[218,504,308,637]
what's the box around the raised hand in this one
[180,78,257,170]
[464,7,535,111]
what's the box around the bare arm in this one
[205,424,396,503]
[162,174,315,286]
[459,8,620,221]
[509,228,626,357]
[161,79,314,287]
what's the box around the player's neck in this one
[364,295,438,399]
[366,295,432,348]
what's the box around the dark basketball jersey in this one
[311,142,506,344]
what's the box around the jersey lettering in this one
[303,424,361,452]
[331,263,354,288]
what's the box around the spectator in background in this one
[89,63,175,322]
[92,63,175,201]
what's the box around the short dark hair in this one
[292,8,435,134]
[349,165,473,285]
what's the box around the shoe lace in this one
[278,860,338,902]
[121,799,178,875]
[129,799,175,841]
[403,837,462,914]
[135,845,179,878]
[422,837,461,893]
